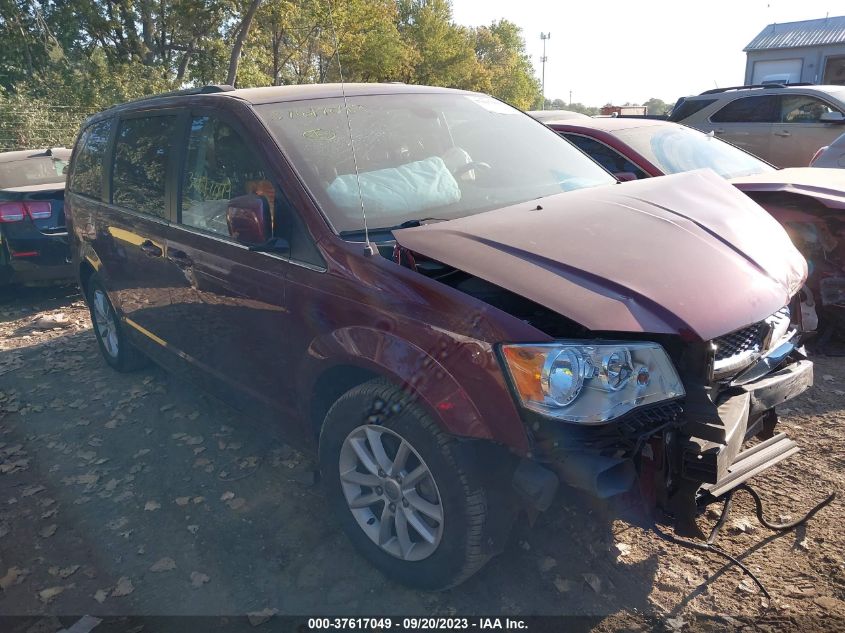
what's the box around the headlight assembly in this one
[500,341,684,424]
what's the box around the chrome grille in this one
[714,322,766,362]
[711,306,790,379]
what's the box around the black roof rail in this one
[699,82,815,95]
[105,84,236,110]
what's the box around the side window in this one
[69,119,112,200]
[780,95,840,123]
[180,116,272,238]
[112,115,178,218]
[711,96,779,123]
[564,134,648,179]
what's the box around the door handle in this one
[167,249,193,268]
[140,240,163,258]
[713,129,725,135]
[775,130,791,137]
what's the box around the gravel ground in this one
[1,285,844,631]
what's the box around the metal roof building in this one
[743,16,845,86]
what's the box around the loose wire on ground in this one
[653,484,836,600]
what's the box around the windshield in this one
[613,124,776,179]
[0,156,68,189]
[255,93,614,234]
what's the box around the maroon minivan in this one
[66,83,813,589]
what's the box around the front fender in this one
[297,325,529,452]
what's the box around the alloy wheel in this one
[92,289,119,359]
[339,424,444,561]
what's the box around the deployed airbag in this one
[327,156,461,216]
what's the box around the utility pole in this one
[540,32,550,110]
[569,90,572,106]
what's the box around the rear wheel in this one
[319,378,505,590]
[86,275,148,372]
[0,237,12,286]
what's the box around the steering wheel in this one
[452,161,492,178]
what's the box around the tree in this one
[644,97,670,116]
[0,0,546,149]
[227,0,263,86]
[397,0,475,87]
[473,20,540,109]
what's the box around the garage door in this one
[751,59,803,84]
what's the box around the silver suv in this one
[670,84,845,167]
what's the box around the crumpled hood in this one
[394,169,807,341]
[730,167,845,210]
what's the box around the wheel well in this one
[79,260,96,297]
[311,364,380,437]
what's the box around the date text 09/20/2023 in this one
[307,617,529,630]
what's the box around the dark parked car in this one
[67,84,812,589]
[0,148,73,285]
[532,116,845,332]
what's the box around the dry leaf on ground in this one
[190,571,210,588]
[39,586,66,603]
[111,576,134,597]
[0,567,22,590]
[39,524,57,538]
[150,558,176,573]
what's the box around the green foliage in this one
[537,98,600,116]
[644,97,671,116]
[0,0,543,150]
[0,89,84,151]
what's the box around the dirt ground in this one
[1,285,844,632]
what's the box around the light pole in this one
[540,32,550,110]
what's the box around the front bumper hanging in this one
[512,338,813,517]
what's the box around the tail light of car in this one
[24,201,52,219]
[809,146,828,166]
[0,201,52,222]
[0,202,26,222]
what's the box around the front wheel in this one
[319,379,507,590]
[86,275,148,372]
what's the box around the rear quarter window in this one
[112,115,179,218]
[69,119,113,199]
[668,98,717,122]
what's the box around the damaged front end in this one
[513,306,813,524]
[392,170,815,525]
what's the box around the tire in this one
[86,274,148,372]
[0,237,13,286]
[319,378,504,590]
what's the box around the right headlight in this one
[500,341,684,425]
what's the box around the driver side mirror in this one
[227,194,270,247]
[820,112,845,124]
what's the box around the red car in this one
[537,116,845,330]
[68,84,811,589]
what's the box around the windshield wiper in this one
[396,217,449,228]
[340,217,449,240]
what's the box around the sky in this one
[450,0,842,106]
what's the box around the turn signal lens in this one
[501,346,545,403]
